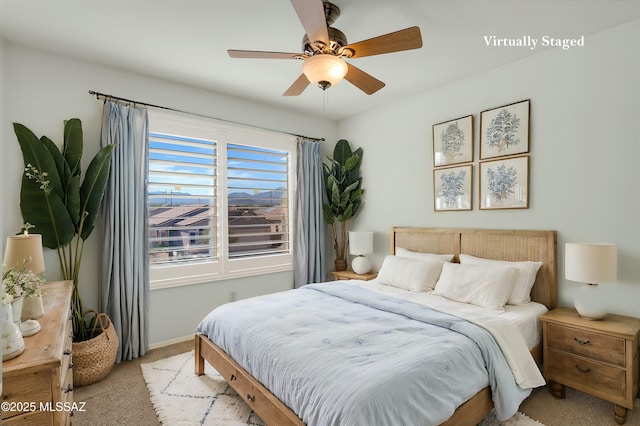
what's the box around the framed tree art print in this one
[433,115,473,167]
[434,165,472,211]
[480,99,530,160]
[479,156,529,210]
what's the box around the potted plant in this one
[322,139,364,271]
[13,118,118,385]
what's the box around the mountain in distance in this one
[229,189,286,206]
[149,189,285,206]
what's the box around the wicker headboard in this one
[391,227,558,309]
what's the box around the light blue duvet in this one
[197,282,531,425]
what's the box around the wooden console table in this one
[2,281,74,425]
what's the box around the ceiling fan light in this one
[302,54,348,90]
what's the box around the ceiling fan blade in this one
[342,26,423,58]
[344,63,385,95]
[283,74,310,96]
[289,0,329,48]
[228,50,303,60]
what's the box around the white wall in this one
[1,44,337,345]
[337,20,640,318]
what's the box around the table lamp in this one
[565,242,617,320]
[349,231,373,274]
[4,233,46,335]
[4,233,45,271]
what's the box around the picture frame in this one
[479,156,529,210]
[480,99,530,160]
[433,164,472,211]
[432,115,473,167]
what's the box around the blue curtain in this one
[99,101,149,362]
[294,139,326,287]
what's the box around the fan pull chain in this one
[323,88,329,112]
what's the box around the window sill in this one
[150,264,294,290]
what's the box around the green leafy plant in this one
[322,139,364,268]
[13,119,114,342]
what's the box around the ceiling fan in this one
[228,0,423,96]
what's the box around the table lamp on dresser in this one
[565,242,617,320]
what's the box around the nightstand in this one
[330,270,378,281]
[541,307,640,425]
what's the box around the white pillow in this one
[432,263,518,310]
[396,247,454,262]
[376,255,446,292]
[459,254,543,305]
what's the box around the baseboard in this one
[149,334,193,350]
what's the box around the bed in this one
[195,227,557,425]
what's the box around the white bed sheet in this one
[351,279,547,349]
[501,301,548,349]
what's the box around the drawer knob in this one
[574,337,590,345]
[69,362,74,369]
[64,384,74,393]
[575,365,591,374]
[64,349,72,356]
[230,374,237,381]
[247,394,255,402]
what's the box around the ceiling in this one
[1,1,639,121]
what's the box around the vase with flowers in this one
[2,258,44,336]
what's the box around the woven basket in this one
[72,311,119,387]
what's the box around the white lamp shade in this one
[565,242,616,284]
[349,232,373,256]
[4,234,45,274]
[302,54,348,87]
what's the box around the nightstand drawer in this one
[547,348,626,399]
[547,323,625,367]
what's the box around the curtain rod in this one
[88,90,325,142]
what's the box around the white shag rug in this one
[141,351,545,426]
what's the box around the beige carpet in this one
[73,340,640,425]
[141,351,542,426]
[520,386,640,426]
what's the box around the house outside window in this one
[147,109,295,289]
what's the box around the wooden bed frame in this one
[195,227,557,426]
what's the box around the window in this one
[147,110,296,288]
[227,144,290,258]
[148,133,217,265]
